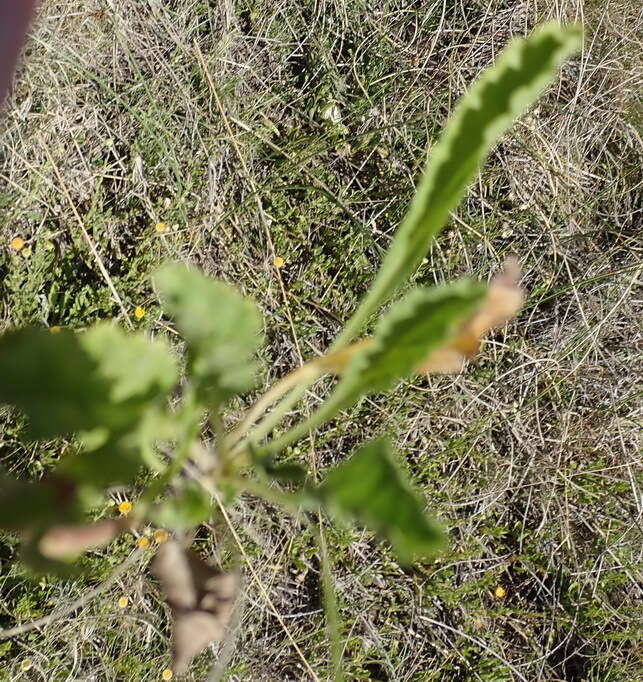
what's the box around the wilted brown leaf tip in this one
[416,257,524,374]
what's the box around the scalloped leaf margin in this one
[335,22,582,347]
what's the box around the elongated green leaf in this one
[318,439,445,563]
[154,264,262,402]
[334,22,582,347]
[0,325,177,439]
[266,280,485,452]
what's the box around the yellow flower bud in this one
[118,501,133,516]
[153,529,169,544]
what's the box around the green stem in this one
[226,362,323,450]
[261,399,335,456]
[228,383,308,463]
[316,521,344,682]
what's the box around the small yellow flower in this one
[21,247,32,258]
[272,256,285,268]
[118,500,133,516]
[155,222,167,233]
[134,306,145,320]
[9,236,25,251]
[161,669,173,681]
[494,586,506,599]
[49,326,62,334]
[137,536,150,549]
[20,659,32,671]
[153,529,169,544]
[117,596,129,609]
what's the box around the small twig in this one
[0,548,144,640]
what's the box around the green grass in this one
[1,1,642,680]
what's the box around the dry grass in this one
[1,1,641,680]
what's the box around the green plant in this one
[0,22,581,678]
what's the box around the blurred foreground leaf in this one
[154,264,262,403]
[37,519,126,561]
[0,0,37,106]
[318,439,446,563]
[0,325,177,440]
[0,474,62,530]
[149,482,212,530]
